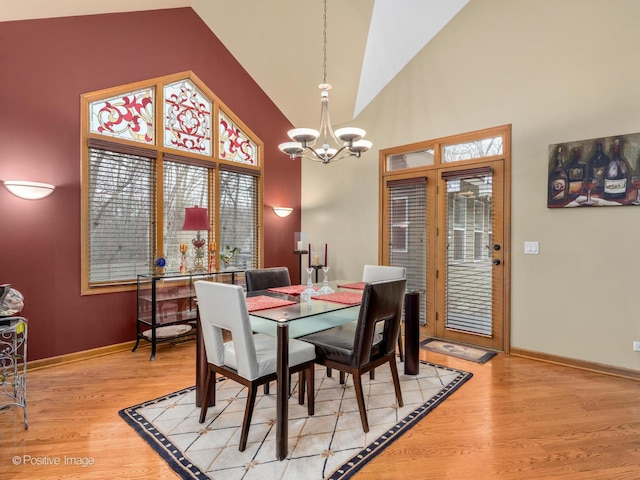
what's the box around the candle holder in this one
[294,232,309,284]
[301,267,319,298]
[179,243,188,274]
[208,241,216,272]
[317,266,334,295]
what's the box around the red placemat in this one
[267,285,317,296]
[337,281,366,290]
[315,291,363,305]
[245,295,296,312]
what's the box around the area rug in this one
[119,360,472,480]
[420,338,497,364]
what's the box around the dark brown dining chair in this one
[299,278,406,432]
[245,266,293,395]
[194,280,315,451]
[245,267,291,292]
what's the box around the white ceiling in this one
[0,0,469,129]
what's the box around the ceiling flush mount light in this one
[278,0,372,165]
[273,207,293,218]
[3,180,56,200]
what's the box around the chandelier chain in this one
[277,0,371,163]
[322,0,328,85]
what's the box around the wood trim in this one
[26,341,144,372]
[510,347,640,381]
[501,125,512,354]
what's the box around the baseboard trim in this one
[510,347,640,382]
[26,341,143,372]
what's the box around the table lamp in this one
[182,206,211,272]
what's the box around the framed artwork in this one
[547,132,640,208]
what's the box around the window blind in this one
[386,178,427,325]
[88,147,156,285]
[218,165,259,270]
[163,160,211,271]
[443,171,493,336]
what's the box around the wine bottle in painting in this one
[589,142,608,193]
[548,146,568,204]
[603,137,629,201]
[566,147,586,199]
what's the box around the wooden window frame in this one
[80,71,264,295]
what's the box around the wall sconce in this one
[273,207,293,218]
[3,180,56,200]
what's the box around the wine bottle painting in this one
[547,132,640,208]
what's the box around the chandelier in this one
[278,0,372,165]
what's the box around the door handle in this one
[493,244,501,251]
[493,259,501,266]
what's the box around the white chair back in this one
[194,281,261,380]
[362,265,406,282]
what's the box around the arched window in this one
[81,71,263,294]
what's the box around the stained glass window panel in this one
[164,80,212,155]
[89,88,154,145]
[219,112,257,165]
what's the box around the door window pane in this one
[443,136,502,163]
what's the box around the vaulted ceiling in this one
[1,0,469,128]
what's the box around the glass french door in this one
[435,161,505,350]
[381,125,510,353]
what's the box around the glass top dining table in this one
[195,280,365,461]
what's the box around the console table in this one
[0,316,28,429]
[134,270,244,360]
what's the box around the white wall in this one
[302,0,640,371]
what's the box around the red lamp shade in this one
[182,206,210,231]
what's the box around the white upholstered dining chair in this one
[194,280,316,451]
[362,265,407,283]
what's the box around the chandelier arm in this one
[303,144,356,164]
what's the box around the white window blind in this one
[442,167,493,336]
[219,165,259,270]
[387,178,427,325]
[163,156,212,270]
[88,141,157,285]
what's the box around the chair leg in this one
[264,382,269,395]
[339,371,346,385]
[389,358,404,408]
[352,371,369,432]
[397,334,404,362]
[199,369,216,423]
[306,364,315,416]
[326,367,332,377]
[369,370,375,380]
[239,383,259,451]
[298,371,306,405]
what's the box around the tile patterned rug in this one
[119,360,472,480]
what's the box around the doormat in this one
[419,338,497,364]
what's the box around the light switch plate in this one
[524,241,539,254]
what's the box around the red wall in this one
[0,8,301,361]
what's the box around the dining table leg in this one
[276,322,289,460]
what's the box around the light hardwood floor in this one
[1,338,639,480]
